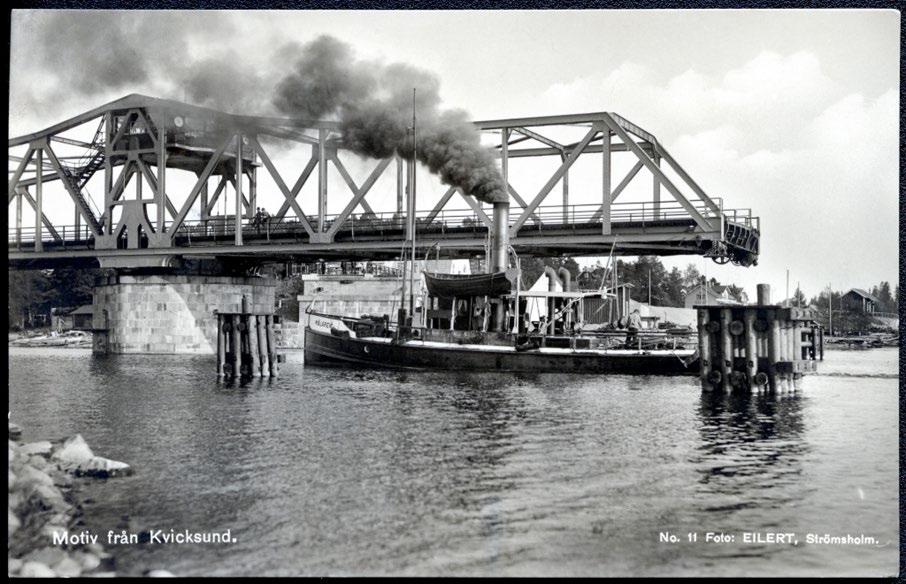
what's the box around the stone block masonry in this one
[92,274,276,355]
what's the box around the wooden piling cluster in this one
[696,284,823,393]
[215,296,280,380]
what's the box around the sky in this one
[8,9,900,300]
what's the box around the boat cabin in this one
[421,271,613,340]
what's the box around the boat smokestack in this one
[491,202,510,273]
[544,266,561,291]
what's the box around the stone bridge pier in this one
[91,272,275,355]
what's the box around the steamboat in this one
[303,205,700,374]
[303,283,700,374]
[304,99,702,374]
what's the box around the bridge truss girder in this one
[8,94,760,269]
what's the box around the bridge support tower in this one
[91,270,275,355]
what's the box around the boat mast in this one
[409,88,417,317]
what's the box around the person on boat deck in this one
[625,308,642,347]
[454,300,469,330]
[471,302,484,331]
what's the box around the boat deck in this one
[362,335,694,357]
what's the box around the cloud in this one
[666,89,897,296]
[536,51,896,296]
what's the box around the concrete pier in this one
[91,274,275,354]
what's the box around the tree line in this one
[8,268,100,330]
[519,255,745,308]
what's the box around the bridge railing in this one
[8,199,758,247]
[8,224,96,247]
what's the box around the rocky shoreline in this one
[8,422,172,577]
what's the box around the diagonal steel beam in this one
[110,161,133,201]
[656,143,720,214]
[330,154,381,217]
[506,183,541,224]
[425,185,458,225]
[8,146,34,203]
[170,133,235,238]
[287,153,319,201]
[133,110,158,148]
[17,187,61,241]
[98,161,133,227]
[136,159,179,221]
[511,126,599,232]
[610,160,644,203]
[43,142,103,235]
[590,160,645,222]
[494,134,532,149]
[513,127,564,151]
[600,114,712,232]
[250,134,316,235]
[205,176,228,216]
[108,111,136,152]
[326,157,392,239]
[459,191,491,227]
[225,174,252,213]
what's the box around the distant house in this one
[683,283,738,308]
[52,305,94,332]
[70,305,95,330]
[841,288,878,314]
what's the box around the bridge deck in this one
[8,201,759,267]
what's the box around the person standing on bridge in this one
[253,207,271,234]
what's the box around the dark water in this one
[8,347,898,577]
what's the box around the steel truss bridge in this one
[8,94,759,270]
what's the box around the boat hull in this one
[304,327,698,375]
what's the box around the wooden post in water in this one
[696,283,821,393]
[258,316,270,377]
[743,311,757,388]
[719,308,732,392]
[248,314,261,378]
[231,314,241,379]
[768,314,781,392]
[698,310,711,389]
[266,315,278,377]
[216,313,225,379]
[214,293,281,379]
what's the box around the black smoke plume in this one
[273,36,507,205]
[14,16,507,205]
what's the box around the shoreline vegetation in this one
[7,422,172,577]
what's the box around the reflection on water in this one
[696,390,808,495]
[7,347,898,577]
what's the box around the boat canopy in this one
[424,271,513,298]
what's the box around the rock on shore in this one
[7,426,138,577]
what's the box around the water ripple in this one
[7,347,899,577]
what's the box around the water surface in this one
[8,346,898,577]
